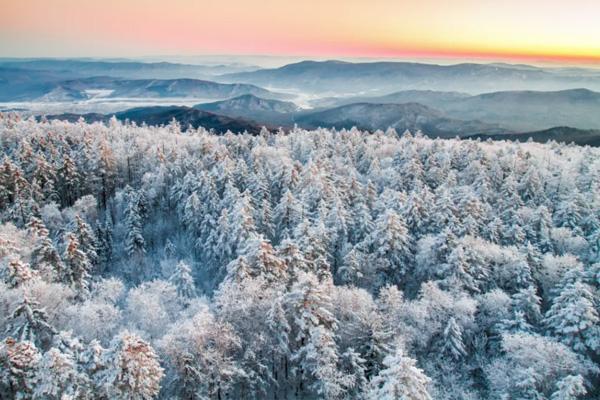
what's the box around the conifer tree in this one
[340,347,368,399]
[366,345,432,400]
[74,214,99,265]
[441,317,467,360]
[8,296,57,348]
[550,375,586,400]
[97,331,163,400]
[545,281,600,354]
[57,154,80,206]
[288,272,342,399]
[32,347,86,400]
[6,258,36,288]
[273,189,302,243]
[365,210,413,284]
[0,338,41,399]
[62,233,92,297]
[124,191,146,257]
[169,260,196,300]
[512,286,542,325]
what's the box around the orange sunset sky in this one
[1,0,599,64]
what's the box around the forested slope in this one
[0,113,598,399]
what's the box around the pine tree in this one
[349,197,373,244]
[365,210,413,284]
[98,331,163,400]
[57,154,80,207]
[0,338,41,399]
[496,310,535,334]
[229,191,257,255]
[33,153,58,203]
[62,233,92,297]
[28,217,63,278]
[5,258,36,288]
[288,272,342,399]
[443,244,483,293]
[545,281,600,354]
[164,238,176,259]
[366,345,432,400]
[277,238,311,283]
[169,260,196,300]
[183,191,202,232]
[266,295,291,389]
[536,206,554,252]
[124,191,146,257]
[512,286,542,325]
[239,234,287,282]
[74,214,99,265]
[338,246,365,286]
[8,296,57,348]
[360,315,394,380]
[554,191,584,232]
[550,375,586,400]
[95,215,113,266]
[32,347,86,400]
[402,188,431,236]
[340,347,368,399]
[273,189,302,243]
[441,317,467,360]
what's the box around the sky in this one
[1,0,600,65]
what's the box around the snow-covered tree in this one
[441,317,467,360]
[550,375,587,400]
[545,281,600,354]
[7,296,56,349]
[124,190,146,257]
[0,338,40,399]
[32,347,86,399]
[98,331,163,399]
[169,260,196,300]
[366,344,432,400]
[62,232,92,296]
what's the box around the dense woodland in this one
[0,112,599,399]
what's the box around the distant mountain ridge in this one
[0,71,290,102]
[0,59,259,79]
[219,60,600,94]
[311,88,600,131]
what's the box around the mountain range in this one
[219,60,600,94]
[3,58,600,145]
[0,71,289,102]
[0,59,258,79]
[310,88,600,131]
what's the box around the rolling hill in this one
[194,94,300,124]
[44,106,265,134]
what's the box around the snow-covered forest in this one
[0,112,599,399]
